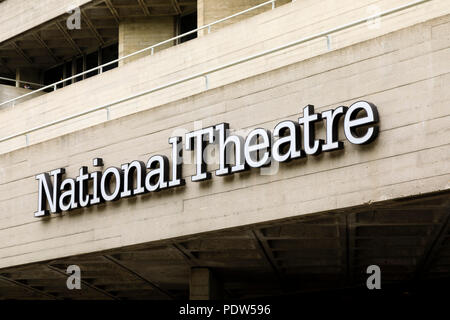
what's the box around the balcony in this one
[0,0,200,102]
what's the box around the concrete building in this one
[0,0,449,301]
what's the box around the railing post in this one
[208,25,211,34]
[151,47,154,55]
[106,107,110,121]
[25,134,29,146]
[326,35,332,50]
[204,75,209,90]
[272,1,275,9]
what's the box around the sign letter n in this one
[34,168,65,217]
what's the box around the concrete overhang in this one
[0,0,196,76]
[0,191,449,299]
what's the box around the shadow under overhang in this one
[0,190,449,300]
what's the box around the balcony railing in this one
[0,77,44,88]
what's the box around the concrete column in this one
[197,0,291,36]
[82,54,86,80]
[118,17,175,66]
[189,267,223,300]
[15,69,20,88]
[71,59,76,84]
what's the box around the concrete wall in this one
[0,0,449,269]
[197,0,291,35]
[119,17,175,65]
[1,0,447,154]
[0,84,45,108]
[0,0,92,43]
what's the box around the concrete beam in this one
[32,33,60,63]
[137,0,150,17]
[172,0,182,15]
[55,20,83,55]
[11,42,33,65]
[104,0,120,24]
[102,255,174,299]
[0,274,58,299]
[81,9,105,45]
[190,268,223,300]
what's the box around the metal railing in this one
[0,76,44,88]
[0,0,277,108]
[0,0,431,146]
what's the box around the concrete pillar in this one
[189,267,223,300]
[118,17,175,65]
[71,59,76,84]
[197,0,291,36]
[15,69,20,88]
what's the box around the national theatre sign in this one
[34,101,379,217]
